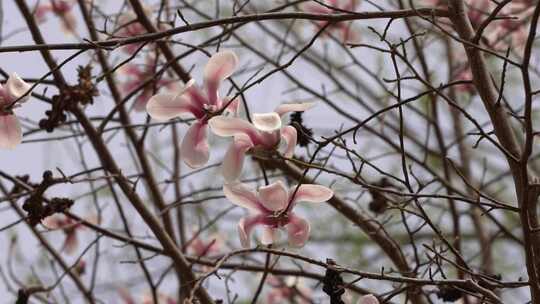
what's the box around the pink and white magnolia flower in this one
[35,0,77,35]
[120,56,174,111]
[0,73,32,149]
[116,11,149,54]
[223,180,333,247]
[302,0,360,43]
[208,102,313,181]
[115,6,170,55]
[358,294,379,304]
[146,51,239,168]
[187,233,223,257]
[43,214,96,255]
[43,215,85,254]
[266,276,313,304]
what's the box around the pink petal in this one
[0,115,22,149]
[122,43,144,55]
[184,79,209,109]
[119,64,143,78]
[63,232,78,255]
[42,216,63,229]
[6,73,32,102]
[341,24,360,44]
[223,182,263,212]
[280,126,297,158]
[133,88,152,112]
[342,0,359,11]
[258,181,289,211]
[286,214,310,247]
[208,116,260,142]
[289,184,334,204]
[302,2,332,14]
[221,96,240,115]
[252,112,282,132]
[261,227,278,245]
[204,51,238,105]
[274,102,315,117]
[222,134,254,182]
[146,93,196,120]
[34,4,52,23]
[117,287,136,304]
[238,215,264,248]
[59,12,77,35]
[180,121,209,168]
[358,294,379,304]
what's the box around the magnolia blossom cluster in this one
[146,50,335,248]
[422,0,535,95]
[114,6,180,112]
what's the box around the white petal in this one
[0,115,22,149]
[274,102,315,117]
[286,214,310,247]
[261,227,278,245]
[290,184,334,204]
[204,51,238,86]
[238,215,263,248]
[204,51,239,106]
[222,134,253,182]
[358,294,379,304]
[208,116,260,140]
[6,73,32,101]
[252,112,282,132]
[280,126,297,158]
[258,181,289,211]
[146,93,195,120]
[223,182,263,212]
[180,122,209,168]
[63,233,79,255]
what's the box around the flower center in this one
[262,212,290,228]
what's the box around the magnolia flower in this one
[120,56,174,111]
[358,294,379,304]
[115,6,170,54]
[223,180,333,247]
[35,0,77,35]
[187,233,223,257]
[208,102,313,181]
[266,276,313,304]
[146,51,239,168]
[116,11,148,54]
[302,0,360,43]
[43,215,85,254]
[0,73,31,149]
